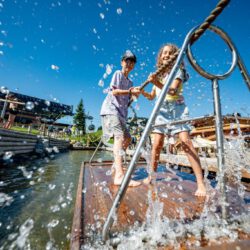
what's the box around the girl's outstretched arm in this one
[150,77,182,96]
[141,88,156,100]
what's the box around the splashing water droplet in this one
[0,86,9,94]
[0,192,14,206]
[49,184,56,190]
[129,210,135,216]
[51,64,59,70]
[97,158,103,163]
[50,205,60,212]
[106,170,112,176]
[53,146,59,153]
[117,8,122,15]
[3,151,13,160]
[16,218,34,248]
[61,203,67,208]
[47,219,59,228]
[103,88,109,94]
[161,193,168,198]
[98,79,104,87]
[18,166,33,179]
[25,101,35,110]
[106,64,113,75]
[100,13,105,19]
[45,100,51,106]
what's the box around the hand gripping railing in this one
[102,24,250,241]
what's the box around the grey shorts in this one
[101,115,131,141]
[152,101,191,136]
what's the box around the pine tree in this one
[73,99,86,134]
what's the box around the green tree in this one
[73,99,86,134]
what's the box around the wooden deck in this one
[71,161,250,249]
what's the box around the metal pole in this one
[212,78,227,219]
[89,138,103,164]
[152,115,214,128]
[1,93,9,119]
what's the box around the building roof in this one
[0,91,73,122]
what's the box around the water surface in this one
[0,150,112,250]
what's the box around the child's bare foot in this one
[195,184,207,197]
[143,176,152,185]
[114,174,141,187]
[111,163,115,175]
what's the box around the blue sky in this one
[0,0,249,127]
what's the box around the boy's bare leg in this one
[113,135,141,187]
[179,131,206,197]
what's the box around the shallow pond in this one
[0,150,112,250]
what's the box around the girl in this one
[141,44,206,196]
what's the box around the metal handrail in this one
[102,25,250,241]
[152,115,214,128]
[187,25,250,86]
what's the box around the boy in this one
[100,50,141,187]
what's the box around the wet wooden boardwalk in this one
[71,161,250,249]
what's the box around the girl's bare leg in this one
[113,135,141,187]
[144,133,164,184]
[178,131,206,196]
[151,133,165,172]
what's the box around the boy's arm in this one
[112,87,140,96]
[110,71,134,96]
[112,89,130,96]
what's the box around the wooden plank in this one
[0,142,36,146]
[72,160,250,249]
[70,163,84,250]
[0,147,35,155]
[0,129,37,139]
[0,145,35,151]
[81,162,207,238]
[191,124,250,135]
[0,149,34,156]
[160,154,250,179]
[196,239,250,250]
[49,140,69,143]
[0,136,38,142]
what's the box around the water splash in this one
[18,166,33,179]
[0,192,14,207]
[7,218,34,250]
